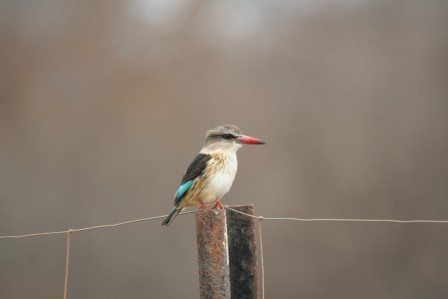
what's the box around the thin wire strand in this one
[0,211,196,239]
[2,209,447,240]
[2,206,448,299]
[222,208,448,224]
[224,207,448,299]
[262,218,448,223]
[63,230,73,299]
[258,217,265,299]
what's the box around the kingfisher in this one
[161,124,265,227]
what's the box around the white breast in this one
[203,153,238,204]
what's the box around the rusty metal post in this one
[226,205,258,299]
[196,208,231,299]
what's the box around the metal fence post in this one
[226,205,258,299]
[196,205,258,299]
[196,208,231,299]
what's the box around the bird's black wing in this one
[173,153,212,206]
[181,153,212,185]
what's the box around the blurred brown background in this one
[1,1,448,298]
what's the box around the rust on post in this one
[226,205,258,299]
[196,208,231,299]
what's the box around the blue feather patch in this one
[175,180,193,203]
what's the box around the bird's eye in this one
[222,134,235,140]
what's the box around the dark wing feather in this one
[173,154,212,206]
[180,153,212,185]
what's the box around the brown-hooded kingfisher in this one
[161,124,265,227]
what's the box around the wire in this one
[63,230,73,299]
[263,218,448,223]
[223,207,448,299]
[2,209,448,240]
[3,206,448,299]
[258,217,265,299]
[0,211,196,239]
[222,208,448,224]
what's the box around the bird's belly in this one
[201,171,236,204]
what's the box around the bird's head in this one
[202,124,265,153]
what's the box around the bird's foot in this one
[214,202,224,209]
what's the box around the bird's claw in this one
[214,202,224,209]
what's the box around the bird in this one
[161,124,265,227]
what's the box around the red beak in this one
[238,135,266,145]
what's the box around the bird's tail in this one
[161,207,182,227]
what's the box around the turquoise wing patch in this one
[175,180,193,205]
